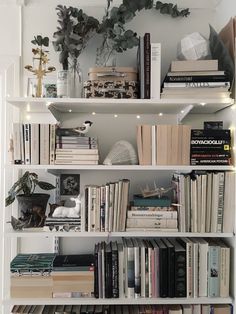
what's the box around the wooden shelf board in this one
[6,97,233,115]
[5,297,233,305]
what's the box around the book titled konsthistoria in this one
[190,129,231,165]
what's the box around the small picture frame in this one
[60,174,80,196]
[27,76,57,98]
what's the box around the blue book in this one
[132,195,171,207]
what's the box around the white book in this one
[55,148,98,154]
[24,123,31,164]
[216,239,230,297]
[126,218,177,229]
[54,160,98,165]
[217,172,225,232]
[150,43,161,99]
[118,243,124,298]
[112,182,119,232]
[40,124,49,165]
[182,305,192,314]
[104,184,109,232]
[223,172,235,232]
[127,210,177,219]
[12,123,22,164]
[30,123,39,165]
[201,305,210,314]
[206,172,213,233]
[196,174,202,233]
[88,185,97,232]
[191,239,199,298]
[197,238,208,297]
[95,187,101,232]
[211,172,220,232]
[190,178,197,232]
[55,154,99,160]
[193,305,201,314]
[168,305,182,314]
[151,125,156,165]
[108,182,115,232]
[139,239,146,298]
[49,124,56,165]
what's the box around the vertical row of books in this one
[84,179,130,232]
[12,124,99,165]
[11,304,233,314]
[161,59,231,99]
[94,238,230,299]
[138,33,161,99]
[172,171,235,233]
[136,124,191,165]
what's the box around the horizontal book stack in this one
[56,128,99,165]
[44,217,81,232]
[94,238,230,299]
[161,59,231,99]
[190,129,231,165]
[10,253,94,299]
[12,123,56,165]
[138,33,161,99]
[84,179,130,232]
[136,124,191,165]
[172,171,235,233]
[127,195,178,231]
[51,254,94,298]
[10,304,233,314]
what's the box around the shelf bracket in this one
[48,104,62,124]
[177,104,194,123]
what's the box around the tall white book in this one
[30,123,39,165]
[39,124,50,165]
[150,43,161,99]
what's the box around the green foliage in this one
[96,0,190,65]
[31,35,49,47]
[5,172,55,207]
[53,5,99,70]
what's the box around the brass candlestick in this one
[25,36,56,97]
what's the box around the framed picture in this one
[27,76,57,98]
[60,174,80,196]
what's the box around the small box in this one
[84,67,138,99]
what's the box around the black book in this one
[94,243,99,298]
[165,74,227,83]
[155,238,168,297]
[80,305,88,314]
[94,305,103,314]
[162,239,175,298]
[52,254,94,271]
[105,242,113,298]
[71,305,81,314]
[111,241,119,298]
[144,32,151,99]
[169,238,187,297]
[64,305,73,313]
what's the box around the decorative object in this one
[60,174,80,196]
[140,182,173,198]
[52,195,81,218]
[96,0,190,66]
[25,35,56,97]
[103,140,138,165]
[177,32,211,60]
[48,201,66,217]
[5,172,55,228]
[72,121,93,135]
[209,24,234,87]
[53,5,99,97]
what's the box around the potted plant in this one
[5,172,55,227]
[96,0,190,66]
[53,5,99,97]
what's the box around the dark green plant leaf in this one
[37,181,56,190]
[42,37,49,47]
[5,195,15,207]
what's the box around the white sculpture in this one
[177,32,211,60]
[52,195,81,218]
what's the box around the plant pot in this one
[16,193,50,227]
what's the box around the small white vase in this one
[68,59,83,98]
[57,70,69,98]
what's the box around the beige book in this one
[171,59,218,72]
[170,125,181,165]
[168,305,183,314]
[223,171,235,233]
[141,124,152,165]
[136,125,143,165]
[182,125,191,165]
[212,305,231,314]
[156,125,169,165]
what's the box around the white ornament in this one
[177,32,211,60]
[103,140,138,165]
[52,195,81,218]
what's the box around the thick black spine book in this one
[155,239,168,297]
[111,241,119,298]
[162,239,175,298]
[105,242,113,298]
[165,74,227,83]
[169,238,187,297]
[144,32,151,99]
[94,243,99,298]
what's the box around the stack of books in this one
[94,238,230,299]
[161,59,231,99]
[127,195,177,231]
[44,216,81,232]
[55,128,99,165]
[136,124,191,165]
[51,254,94,298]
[190,128,231,165]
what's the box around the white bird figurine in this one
[73,120,93,135]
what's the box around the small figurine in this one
[73,121,93,135]
[52,195,81,218]
[48,200,65,217]
[140,182,173,198]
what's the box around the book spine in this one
[13,123,22,164]
[134,244,141,298]
[100,186,106,232]
[55,148,98,154]
[105,245,112,298]
[167,245,175,297]
[159,246,168,297]
[151,125,156,165]
[174,250,186,297]
[164,81,230,88]
[220,246,230,298]
[24,123,30,164]
[94,244,99,298]
[217,172,225,232]
[105,184,109,232]
[139,36,145,99]
[126,218,177,229]
[127,245,135,298]
[208,245,220,297]
[198,243,208,297]
[49,124,56,165]
[127,211,177,219]
[150,43,161,99]
[144,33,150,99]
[165,74,226,82]
[133,199,171,207]
[31,124,39,165]
[111,245,119,298]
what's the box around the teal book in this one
[208,242,220,297]
[132,195,171,207]
[10,253,56,274]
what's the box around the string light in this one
[136,115,141,119]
